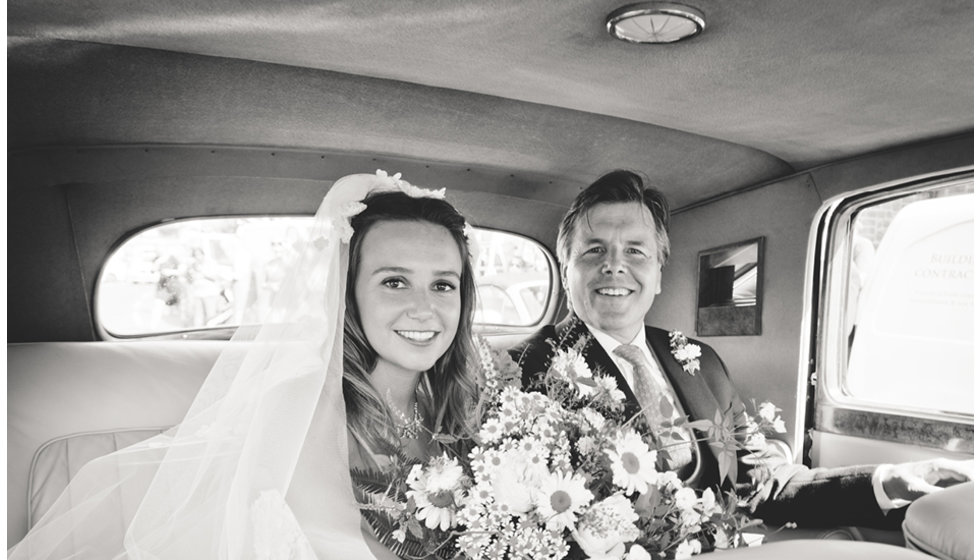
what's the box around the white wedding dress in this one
[8,171,436,560]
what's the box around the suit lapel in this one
[647,327,723,436]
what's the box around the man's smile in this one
[596,287,633,297]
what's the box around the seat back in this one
[6,341,224,547]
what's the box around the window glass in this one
[98,218,552,337]
[834,182,974,416]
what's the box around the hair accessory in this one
[323,170,448,244]
[376,170,446,200]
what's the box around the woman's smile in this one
[395,329,440,343]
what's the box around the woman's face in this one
[354,220,463,378]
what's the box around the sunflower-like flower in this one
[534,471,594,531]
[406,454,469,531]
[605,431,660,496]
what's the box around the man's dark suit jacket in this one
[510,315,903,529]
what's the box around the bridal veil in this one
[8,171,436,559]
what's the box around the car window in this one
[97,218,553,338]
[818,178,974,419]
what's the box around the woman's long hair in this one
[342,191,478,459]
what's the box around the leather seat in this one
[903,482,974,560]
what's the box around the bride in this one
[9,171,479,559]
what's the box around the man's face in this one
[563,202,663,344]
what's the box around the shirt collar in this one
[583,323,657,380]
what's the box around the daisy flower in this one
[605,431,660,495]
[534,471,594,531]
[406,455,468,531]
[551,348,596,397]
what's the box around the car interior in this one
[6,1,974,558]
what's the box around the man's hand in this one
[880,458,973,503]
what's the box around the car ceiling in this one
[7,0,974,209]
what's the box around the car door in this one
[802,169,974,469]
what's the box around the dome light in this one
[606,2,706,44]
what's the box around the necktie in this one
[613,344,694,471]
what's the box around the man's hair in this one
[556,169,671,268]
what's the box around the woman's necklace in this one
[385,390,423,439]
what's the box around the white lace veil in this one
[9,171,439,559]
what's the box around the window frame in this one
[800,168,974,462]
[94,217,560,341]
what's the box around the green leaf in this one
[407,517,425,539]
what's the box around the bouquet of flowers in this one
[354,333,788,560]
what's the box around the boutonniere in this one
[668,331,701,375]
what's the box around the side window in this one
[844,187,974,416]
[97,218,555,338]
[808,172,973,462]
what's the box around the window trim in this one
[800,167,974,458]
[95,217,560,340]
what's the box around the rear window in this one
[97,218,554,338]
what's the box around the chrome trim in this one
[606,2,706,44]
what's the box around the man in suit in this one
[511,169,971,529]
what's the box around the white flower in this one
[405,455,467,531]
[674,487,697,512]
[674,539,702,559]
[479,417,505,443]
[424,457,465,492]
[392,528,406,543]
[595,376,627,404]
[772,418,787,433]
[627,544,651,560]
[669,331,701,375]
[551,348,596,397]
[572,494,640,559]
[757,402,777,422]
[654,469,682,491]
[578,408,608,431]
[700,488,718,515]
[577,435,598,455]
[674,343,701,362]
[605,431,660,496]
[487,448,548,514]
[535,471,594,531]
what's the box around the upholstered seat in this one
[7,341,223,547]
[903,482,974,560]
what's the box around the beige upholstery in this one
[7,341,929,559]
[6,341,223,547]
[904,482,975,560]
